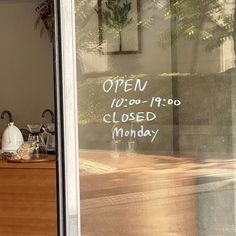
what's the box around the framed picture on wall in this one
[97,0,141,54]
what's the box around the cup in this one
[112,140,122,158]
[127,141,136,156]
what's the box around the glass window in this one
[73,0,236,235]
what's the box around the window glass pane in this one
[75,0,236,235]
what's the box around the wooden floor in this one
[79,150,236,236]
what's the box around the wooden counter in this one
[0,160,57,236]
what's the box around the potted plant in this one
[35,0,53,41]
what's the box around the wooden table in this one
[0,160,57,236]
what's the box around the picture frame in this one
[97,0,141,54]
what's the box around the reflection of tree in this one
[96,0,133,52]
[75,0,158,52]
[158,0,236,73]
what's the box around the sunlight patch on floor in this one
[80,158,117,175]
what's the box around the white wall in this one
[0,0,54,134]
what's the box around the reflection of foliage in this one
[158,0,236,73]
[75,0,100,49]
[96,0,133,51]
[159,0,224,46]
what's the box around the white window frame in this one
[54,0,80,235]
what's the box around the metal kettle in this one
[41,109,55,153]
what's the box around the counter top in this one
[0,156,56,169]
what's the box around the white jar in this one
[1,122,24,153]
